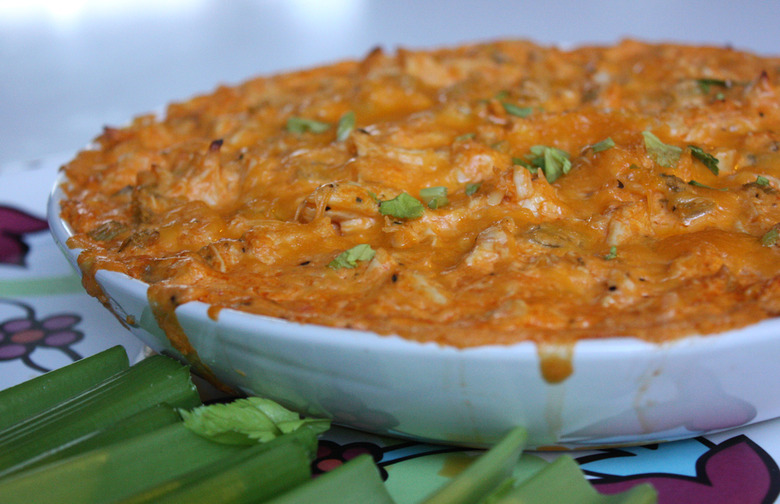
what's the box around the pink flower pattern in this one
[0,300,83,372]
[0,205,48,267]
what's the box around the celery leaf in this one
[419,186,449,209]
[328,244,376,270]
[180,397,330,445]
[642,131,682,168]
[379,192,425,219]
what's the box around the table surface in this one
[2,2,780,502]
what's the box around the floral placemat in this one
[2,154,779,503]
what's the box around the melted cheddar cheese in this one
[61,40,780,354]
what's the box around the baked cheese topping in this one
[61,40,780,352]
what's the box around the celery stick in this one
[1,403,180,478]
[418,426,527,504]
[605,485,658,504]
[0,345,128,431]
[492,455,657,504]
[118,436,313,504]
[264,454,395,504]
[0,422,245,504]
[0,354,200,476]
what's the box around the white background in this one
[1,0,779,167]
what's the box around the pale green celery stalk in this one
[117,433,315,504]
[1,403,180,478]
[0,354,200,477]
[264,454,396,504]
[0,422,246,504]
[0,345,128,431]
[492,455,657,504]
[418,426,527,504]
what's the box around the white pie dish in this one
[48,172,780,449]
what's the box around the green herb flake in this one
[419,186,450,209]
[180,397,331,445]
[491,140,509,153]
[590,137,615,153]
[604,246,618,260]
[285,116,330,134]
[328,244,376,270]
[455,132,476,142]
[642,131,683,168]
[688,145,720,175]
[688,180,727,191]
[696,78,729,94]
[512,157,536,173]
[501,102,533,118]
[756,175,770,186]
[542,147,572,183]
[465,182,482,196]
[336,111,356,141]
[525,145,572,183]
[378,192,425,219]
[761,227,779,247]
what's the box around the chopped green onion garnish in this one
[688,145,720,175]
[590,137,615,153]
[756,175,770,186]
[286,116,330,134]
[642,131,682,168]
[501,102,533,118]
[419,186,450,209]
[378,192,425,219]
[328,244,376,270]
[604,246,617,260]
[336,111,356,141]
[455,133,476,141]
[465,182,482,196]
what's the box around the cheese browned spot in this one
[61,40,780,371]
